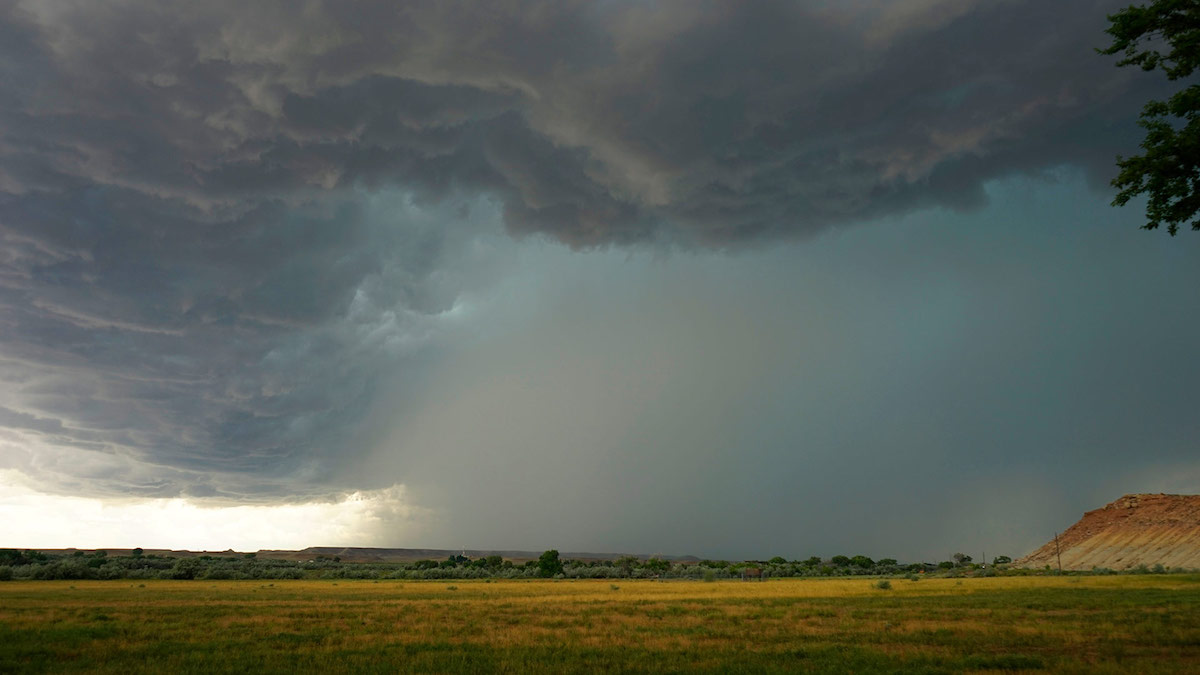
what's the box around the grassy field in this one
[1,575,1198,673]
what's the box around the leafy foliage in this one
[537,550,563,578]
[1101,0,1200,234]
[0,549,1188,581]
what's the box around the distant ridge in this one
[1017,493,1200,571]
[259,547,702,564]
[23,546,701,564]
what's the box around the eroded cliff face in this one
[1017,494,1200,571]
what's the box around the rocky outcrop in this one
[1017,494,1200,571]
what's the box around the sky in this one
[0,0,1198,562]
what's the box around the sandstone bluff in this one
[1018,494,1200,571]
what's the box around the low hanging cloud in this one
[0,0,1168,508]
[1,0,1153,244]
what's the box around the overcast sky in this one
[1,0,1197,562]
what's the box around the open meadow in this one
[2,575,1198,673]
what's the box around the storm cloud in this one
[0,0,1195,557]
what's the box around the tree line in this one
[0,548,1016,582]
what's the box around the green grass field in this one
[1,575,1198,673]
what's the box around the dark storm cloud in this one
[0,0,1164,502]
[0,0,1155,242]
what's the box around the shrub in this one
[873,579,892,590]
[169,557,203,580]
[643,557,670,573]
[0,566,11,581]
[538,550,563,578]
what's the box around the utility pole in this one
[1053,532,1062,573]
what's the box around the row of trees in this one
[0,548,1014,582]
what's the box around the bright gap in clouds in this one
[0,472,428,551]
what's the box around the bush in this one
[169,557,203,580]
[850,555,875,569]
[0,566,11,581]
[538,550,563,578]
[873,579,892,590]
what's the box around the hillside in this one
[257,547,701,563]
[1017,494,1200,571]
[27,546,700,564]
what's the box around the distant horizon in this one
[0,544,988,565]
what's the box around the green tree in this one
[1101,0,1200,234]
[992,555,1013,565]
[767,556,788,565]
[615,555,639,575]
[643,557,670,573]
[849,555,875,569]
[538,549,563,578]
[830,555,851,567]
[169,557,203,580]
